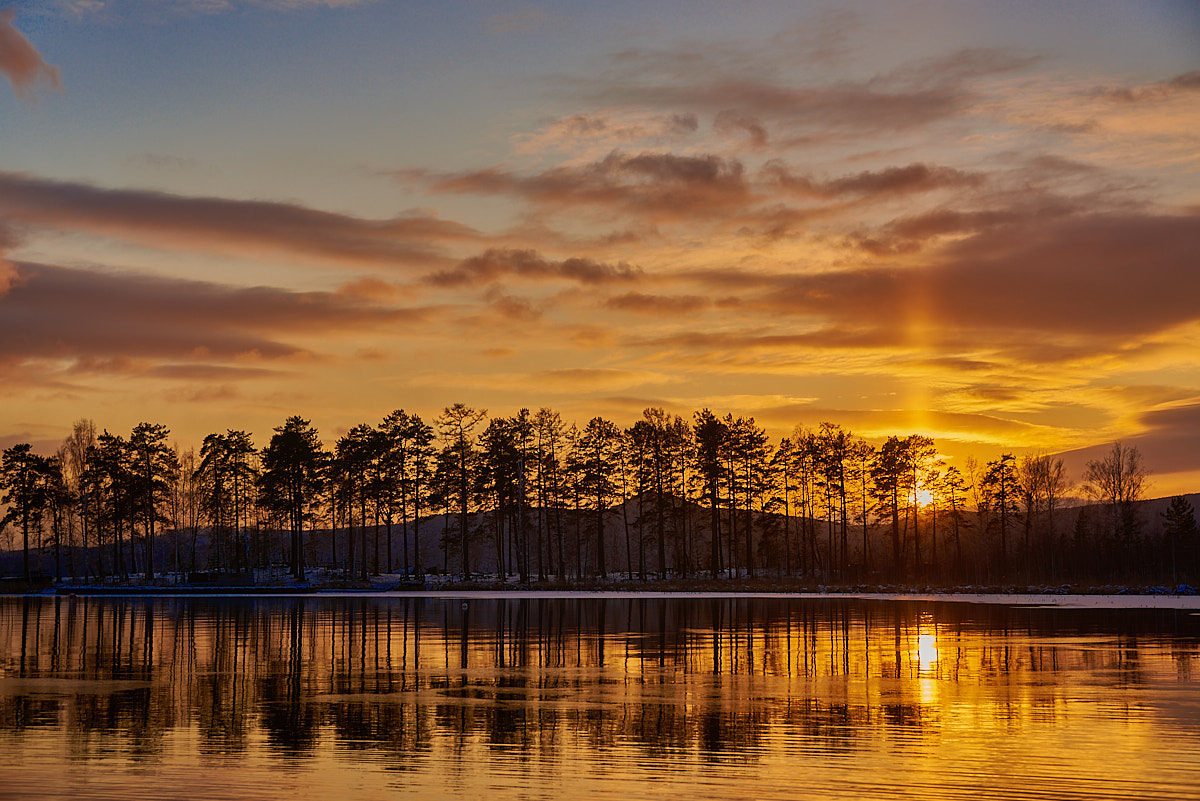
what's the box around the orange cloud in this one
[0,12,60,100]
[714,111,770,148]
[425,248,642,287]
[762,162,984,200]
[604,292,709,314]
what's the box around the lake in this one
[1,594,1198,800]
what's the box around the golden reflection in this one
[913,613,940,706]
[0,597,1199,801]
[916,633,939,669]
[914,612,939,670]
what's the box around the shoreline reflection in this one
[1,597,1198,800]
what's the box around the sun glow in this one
[916,488,935,507]
[915,612,939,677]
[917,632,939,667]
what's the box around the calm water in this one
[1,595,1199,801]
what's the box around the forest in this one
[2,405,1197,589]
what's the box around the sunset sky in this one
[1,0,1198,494]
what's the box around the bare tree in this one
[1083,442,1148,543]
[171,446,203,573]
[61,419,96,578]
[1018,453,1072,580]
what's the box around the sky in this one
[0,0,1198,494]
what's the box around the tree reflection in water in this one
[1,596,1199,799]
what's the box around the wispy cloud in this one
[425,248,642,288]
[604,291,709,314]
[762,162,984,200]
[0,171,476,271]
[562,44,1039,145]
[0,11,61,99]
[513,110,699,158]
[398,151,753,224]
[1096,69,1200,103]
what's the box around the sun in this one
[916,488,935,507]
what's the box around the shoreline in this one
[1,579,1196,608]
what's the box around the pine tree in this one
[259,416,324,581]
[1,444,51,582]
[1162,496,1198,584]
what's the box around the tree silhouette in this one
[981,454,1019,578]
[436,404,487,578]
[577,416,622,578]
[12,401,1200,588]
[871,436,909,578]
[479,415,523,580]
[815,423,850,578]
[60,419,97,579]
[727,416,771,578]
[848,437,875,575]
[224,430,257,572]
[1016,453,1071,581]
[379,410,434,576]
[1083,442,1148,545]
[533,408,566,580]
[767,436,795,575]
[170,446,203,573]
[259,416,324,581]
[630,408,676,579]
[335,423,379,580]
[1,444,51,581]
[693,409,727,579]
[130,422,178,582]
[197,433,233,571]
[939,465,969,577]
[1162,496,1197,583]
[94,431,134,579]
[905,435,935,576]
[42,455,71,582]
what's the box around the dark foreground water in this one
[1,595,1199,800]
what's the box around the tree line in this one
[2,405,1197,586]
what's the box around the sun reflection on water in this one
[917,632,938,668]
[914,614,940,705]
[915,613,939,671]
[2,598,1200,801]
